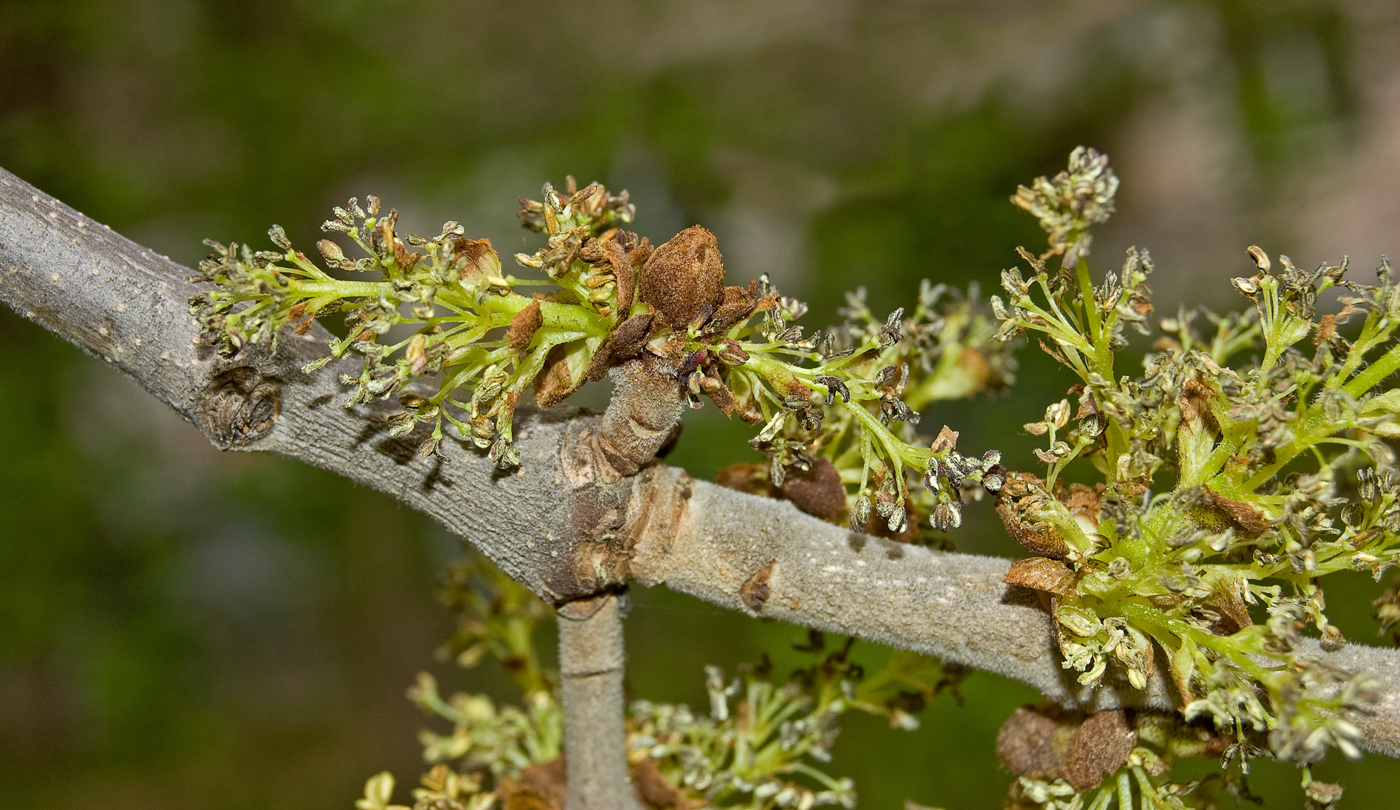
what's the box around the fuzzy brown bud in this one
[639,226,726,328]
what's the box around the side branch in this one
[557,594,643,810]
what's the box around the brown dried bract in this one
[452,236,499,282]
[640,226,726,328]
[778,457,847,521]
[613,238,638,313]
[709,283,758,332]
[1004,556,1077,597]
[585,312,656,382]
[496,756,568,810]
[1180,378,1221,436]
[997,478,1106,560]
[535,344,587,408]
[997,704,1137,792]
[957,346,994,392]
[715,462,773,497]
[699,370,739,417]
[287,302,315,335]
[632,757,698,809]
[508,300,543,353]
[1205,574,1254,634]
[1316,312,1338,346]
[996,704,1066,782]
[930,425,960,453]
[581,234,638,313]
[1204,486,1270,538]
[996,474,1069,559]
[1062,710,1137,791]
[1063,483,1104,518]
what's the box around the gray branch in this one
[557,594,644,810]
[3,164,1399,762]
[626,468,1400,758]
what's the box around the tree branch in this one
[0,164,616,603]
[3,164,1399,761]
[626,467,1400,757]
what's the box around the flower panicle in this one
[996,150,1400,806]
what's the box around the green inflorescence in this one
[191,182,630,467]
[993,147,1400,807]
[630,637,967,810]
[682,271,1014,543]
[191,179,1012,538]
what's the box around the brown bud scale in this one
[639,226,726,329]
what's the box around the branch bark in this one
[557,593,643,810]
[3,164,1399,762]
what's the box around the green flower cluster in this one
[197,151,1400,809]
[630,637,965,810]
[695,272,1014,542]
[994,148,1399,806]
[191,184,625,466]
[191,178,1013,536]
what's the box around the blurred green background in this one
[3,0,1398,807]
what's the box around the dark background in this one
[2,1,1398,807]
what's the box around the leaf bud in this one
[639,226,726,329]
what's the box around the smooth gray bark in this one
[3,164,1399,762]
[558,594,643,810]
